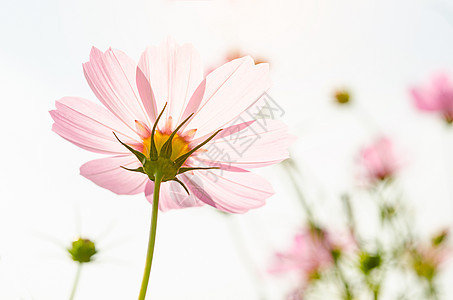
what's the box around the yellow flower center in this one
[142,130,191,161]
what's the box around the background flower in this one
[411,73,453,124]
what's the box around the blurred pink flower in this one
[269,228,354,279]
[411,73,453,124]
[360,137,400,183]
[50,38,292,213]
[269,228,356,299]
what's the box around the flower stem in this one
[333,258,353,300]
[281,159,315,224]
[69,263,82,300]
[138,171,162,300]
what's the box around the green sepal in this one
[172,177,190,195]
[160,113,194,158]
[177,166,220,174]
[113,132,146,164]
[174,129,223,169]
[150,103,167,160]
[120,166,145,173]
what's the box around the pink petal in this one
[50,97,140,154]
[411,87,441,111]
[80,155,148,195]
[144,177,204,212]
[192,120,293,169]
[83,47,152,129]
[137,38,203,127]
[184,56,271,139]
[183,170,274,213]
[411,73,453,112]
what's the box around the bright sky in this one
[1,0,453,299]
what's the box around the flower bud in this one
[334,89,351,105]
[359,251,382,275]
[68,238,97,263]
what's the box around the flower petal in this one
[184,170,274,213]
[144,177,204,212]
[185,56,271,138]
[80,155,148,195]
[137,38,203,127]
[192,120,293,169]
[50,97,140,154]
[83,47,152,129]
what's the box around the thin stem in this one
[281,159,315,224]
[341,194,360,246]
[226,216,267,300]
[333,259,353,300]
[69,263,82,300]
[138,171,162,300]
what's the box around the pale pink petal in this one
[184,56,271,139]
[145,177,204,212]
[50,97,140,154]
[192,120,293,169]
[83,47,152,129]
[411,73,453,112]
[135,120,151,139]
[411,87,441,111]
[137,38,203,126]
[183,170,274,213]
[80,155,148,195]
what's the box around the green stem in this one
[334,259,353,300]
[69,263,82,300]
[281,159,315,224]
[138,171,162,300]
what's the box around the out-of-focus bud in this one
[334,89,351,105]
[358,251,382,275]
[68,237,97,263]
[380,204,397,222]
[407,240,450,283]
[431,228,449,247]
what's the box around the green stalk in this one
[69,263,82,300]
[138,171,163,300]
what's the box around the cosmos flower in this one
[50,38,292,213]
[411,73,453,124]
[269,227,356,300]
[269,229,333,279]
[359,137,400,183]
[269,227,354,280]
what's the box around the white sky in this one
[1,0,453,299]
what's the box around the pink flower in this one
[359,137,400,183]
[411,73,453,124]
[269,228,355,299]
[269,228,349,280]
[50,38,292,213]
